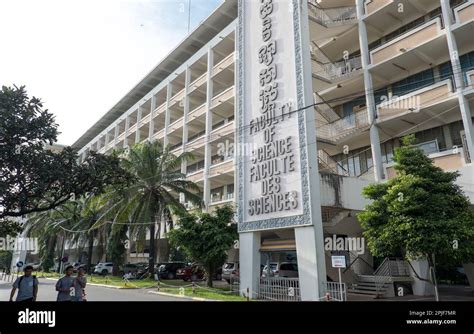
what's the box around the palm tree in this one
[68,195,110,274]
[94,141,202,276]
[26,202,80,272]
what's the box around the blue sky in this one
[0,0,223,145]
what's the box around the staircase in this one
[308,1,358,27]
[348,258,412,298]
[310,43,363,84]
[317,109,370,144]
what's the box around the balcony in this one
[210,121,234,142]
[168,117,184,135]
[369,17,445,67]
[169,88,185,108]
[317,109,369,144]
[311,48,363,84]
[364,0,392,16]
[386,149,467,179]
[308,2,358,27]
[153,103,166,116]
[209,159,234,178]
[454,1,474,26]
[186,134,206,151]
[377,80,455,123]
[211,86,234,109]
[189,72,207,94]
[186,169,204,183]
[212,52,234,77]
[188,103,207,122]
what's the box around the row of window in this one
[333,119,470,177]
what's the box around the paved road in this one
[0,277,188,301]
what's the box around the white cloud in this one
[0,0,222,145]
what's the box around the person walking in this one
[9,265,38,302]
[72,266,87,301]
[55,265,75,302]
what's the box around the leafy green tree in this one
[94,141,201,276]
[0,85,131,220]
[358,136,474,300]
[168,205,238,287]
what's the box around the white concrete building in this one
[72,0,474,300]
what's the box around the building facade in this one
[72,0,474,299]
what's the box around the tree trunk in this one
[206,265,213,288]
[86,233,94,275]
[427,254,440,301]
[148,221,156,277]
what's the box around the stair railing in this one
[308,1,358,27]
[318,149,349,176]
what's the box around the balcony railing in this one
[311,43,362,82]
[369,17,443,66]
[377,79,454,122]
[317,109,369,143]
[308,1,358,27]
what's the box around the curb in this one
[43,277,138,289]
[148,290,218,301]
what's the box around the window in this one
[392,69,435,97]
[415,126,446,150]
[416,140,439,155]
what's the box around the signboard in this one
[237,0,318,232]
[16,261,24,268]
[331,256,347,268]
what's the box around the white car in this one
[93,262,113,275]
[222,262,239,283]
[262,262,299,278]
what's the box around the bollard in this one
[192,282,196,294]
[157,281,160,292]
[325,293,331,301]
[246,287,250,302]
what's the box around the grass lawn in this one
[32,272,245,300]
[159,286,247,301]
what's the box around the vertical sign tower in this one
[236,0,326,300]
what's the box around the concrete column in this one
[356,0,384,181]
[105,131,110,150]
[239,232,261,299]
[440,0,474,161]
[113,124,119,149]
[124,115,130,148]
[164,83,173,147]
[180,67,191,205]
[149,95,157,141]
[203,48,214,211]
[136,106,142,144]
[182,67,191,175]
[295,226,327,300]
[296,1,327,301]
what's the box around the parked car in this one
[262,262,298,278]
[176,264,205,281]
[120,263,142,275]
[176,264,222,281]
[93,262,113,275]
[25,263,41,271]
[222,262,239,283]
[157,262,186,279]
[72,262,84,273]
[136,263,163,277]
[278,262,298,278]
[261,262,279,277]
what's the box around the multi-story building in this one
[72,0,474,299]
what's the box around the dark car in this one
[176,264,222,281]
[158,262,186,279]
